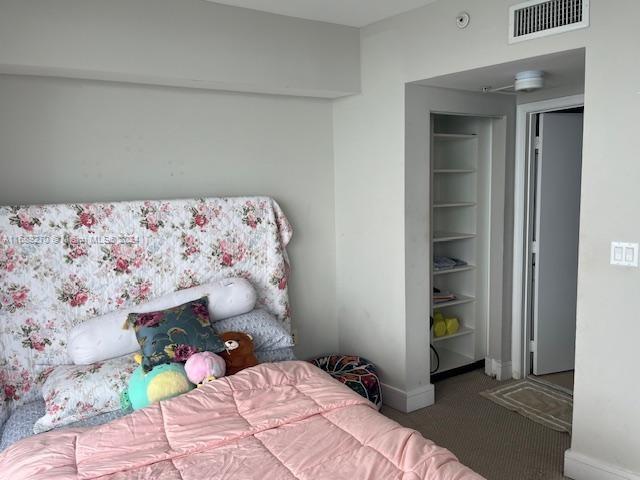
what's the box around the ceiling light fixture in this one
[482,70,545,94]
[514,70,545,92]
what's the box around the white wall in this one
[334,0,640,476]
[0,0,360,359]
[517,82,584,104]
[0,74,338,359]
[0,0,360,98]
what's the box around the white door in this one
[532,112,583,375]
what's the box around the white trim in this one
[565,450,640,480]
[511,94,584,380]
[381,383,434,413]
[484,357,513,381]
[0,63,351,99]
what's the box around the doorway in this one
[512,95,585,390]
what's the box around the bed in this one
[0,197,482,479]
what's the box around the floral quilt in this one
[0,197,292,423]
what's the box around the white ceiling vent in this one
[509,0,589,43]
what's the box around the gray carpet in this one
[382,369,571,480]
[532,371,574,393]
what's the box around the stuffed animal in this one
[120,389,132,412]
[219,332,258,375]
[184,351,226,385]
[127,363,194,410]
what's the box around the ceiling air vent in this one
[509,0,589,43]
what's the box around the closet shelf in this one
[433,202,477,208]
[432,326,475,343]
[432,294,475,309]
[430,113,495,378]
[433,231,476,242]
[433,169,476,174]
[433,348,476,373]
[433,265,476,276]
[433,133,478,140]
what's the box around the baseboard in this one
[381,382,434,413]
[565,449,640,480]
[485,357,513,381]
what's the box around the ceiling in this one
[204,0,438,27]
[415,49,586,94]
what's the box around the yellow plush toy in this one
[433,311,447,337]
[126,353,194,410]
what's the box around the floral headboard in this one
[0,197,292,424]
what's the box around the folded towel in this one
[433,256,468,271]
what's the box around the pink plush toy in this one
[184,351,226,385]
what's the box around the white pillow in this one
[211,309,294,352]
[68,277,256,364]
[34,354,137,434]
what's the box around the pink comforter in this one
[0,361,482,480]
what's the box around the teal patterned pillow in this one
[127,297,225,372]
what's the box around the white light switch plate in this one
[610,242,639,267]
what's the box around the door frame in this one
[510,94,584,379]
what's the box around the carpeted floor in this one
[532,370,574,393]
[382,369,571,480]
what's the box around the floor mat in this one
[480,378,572,433]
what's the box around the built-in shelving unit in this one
[433,231,476,242]
[433,202,477,208]
[435,348,475,372]
[430,114,491,378]
[433,169,476,174]
[433,294,475,309]
[432,325,475,343]
[433,265,476,276]
[433,133,478,140]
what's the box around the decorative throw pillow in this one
[33,354,137,434]
[127,297,225,372]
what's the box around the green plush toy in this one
[120,389,132,413]
[127,362,194,410]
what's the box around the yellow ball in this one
[433,318,447,337]
[445,317,460,335]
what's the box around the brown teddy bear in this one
[219,331,258,375]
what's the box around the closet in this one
[430,113,494,379]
